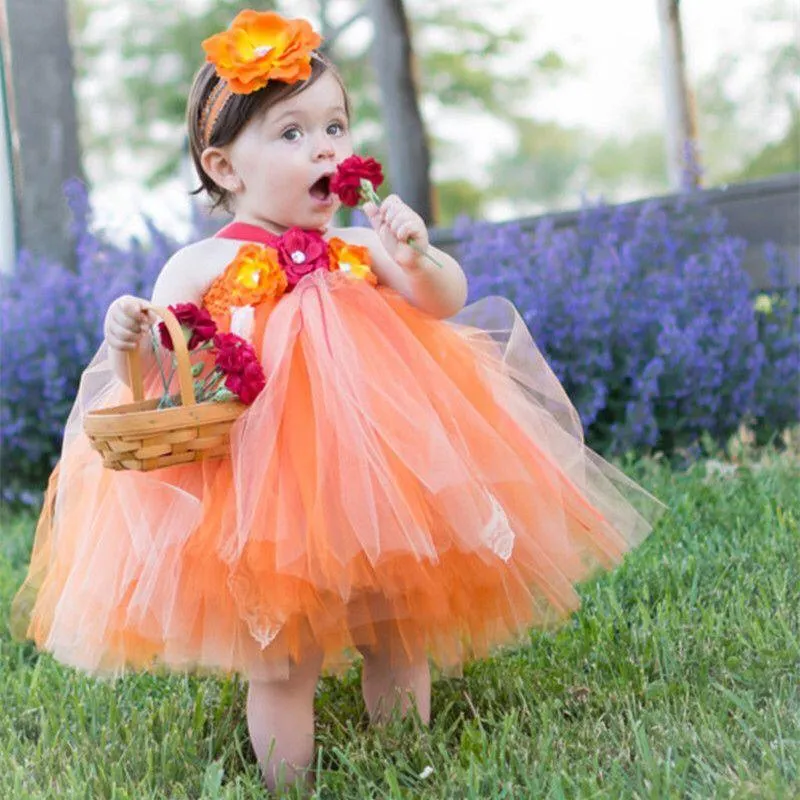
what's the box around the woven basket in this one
[84,305,246,471]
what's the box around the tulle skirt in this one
[10,270,663,679]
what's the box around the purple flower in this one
[2,181,798,504]
[456,199,797,455]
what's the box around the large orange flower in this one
[203,244,287,322]
[202,11,322,94]
[328,238,378,285]
[227,244,288,304]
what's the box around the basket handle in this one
[127,304,197,407]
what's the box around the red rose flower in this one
[159,303,217,351]
[330,155,384,207]
[276,227,330,287]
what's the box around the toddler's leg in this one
[246,650,323,792]
[359,622,431,724]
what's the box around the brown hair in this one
[187,53,351,212]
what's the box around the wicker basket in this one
[84,305,246,471]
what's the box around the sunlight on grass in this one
[1,451,798,798]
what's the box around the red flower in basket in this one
[213,332,256,372]
[224,360,266,405]
[330,155,384,207]
[154,311,265,408]
[212,332,266,405]
[275,227,330,286]
[159,303,217,350]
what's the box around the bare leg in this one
[246,650,323,793]
[359,624,431,725]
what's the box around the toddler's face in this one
[226,71,353,232]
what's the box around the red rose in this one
[276,227,330,287]
[330,155,384,207]
[225,360,266,405]
[159,303,217,351]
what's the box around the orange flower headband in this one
[199,10,322,147]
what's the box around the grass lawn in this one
[1,450,798,798]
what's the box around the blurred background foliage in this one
[68,0,799,227]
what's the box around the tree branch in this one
[329,6,369,47]
[316,1,369,51]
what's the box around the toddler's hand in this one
[364,194,430,273]
[104,295,155,351]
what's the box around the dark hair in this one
[187,53,351,212]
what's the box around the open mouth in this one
[309,175,332,201]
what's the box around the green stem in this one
[166,358,176,394]
[196,367,225,401]
[149,328,173,407]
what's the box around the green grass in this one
[1,452,798,799]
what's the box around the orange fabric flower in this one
[202,11,322,94]
[202,244,287,324]
[203,278,233,325]
[328,238,378,285]
[227,244,288,304]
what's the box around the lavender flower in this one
[457,200,797,455]
[1,185,797,506]
[0,180,180,504]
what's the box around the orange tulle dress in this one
[11,222,663,680]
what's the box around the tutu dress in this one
[11,222,663,680]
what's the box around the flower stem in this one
[149,328,173,407]
[195,367,225,402]
[166,358,176,394]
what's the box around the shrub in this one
[753,243,800,436]
[1,186,797,504]
[0,181,179,503]
[456,200,798,455]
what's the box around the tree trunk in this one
[655,0,701,191]
[0,27,15,272]
[2,0,83,267]
[367,0,434,224]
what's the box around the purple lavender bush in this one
[754,243,800,433]
[1,181,179,504]
[1,186,797,505]
[456,201,798,455]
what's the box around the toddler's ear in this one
[200,147,241,193]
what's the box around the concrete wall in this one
[432,173,800,291]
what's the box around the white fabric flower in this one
[230,305,255,342]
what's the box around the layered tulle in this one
[11,269,663,679]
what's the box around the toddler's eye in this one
[281,127,302,142]
[327,121,346,136]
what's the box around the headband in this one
[199,10,322,148]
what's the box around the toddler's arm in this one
[104,244,210,386]
[104,295,158,386]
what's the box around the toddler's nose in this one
[312,135,335,161]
